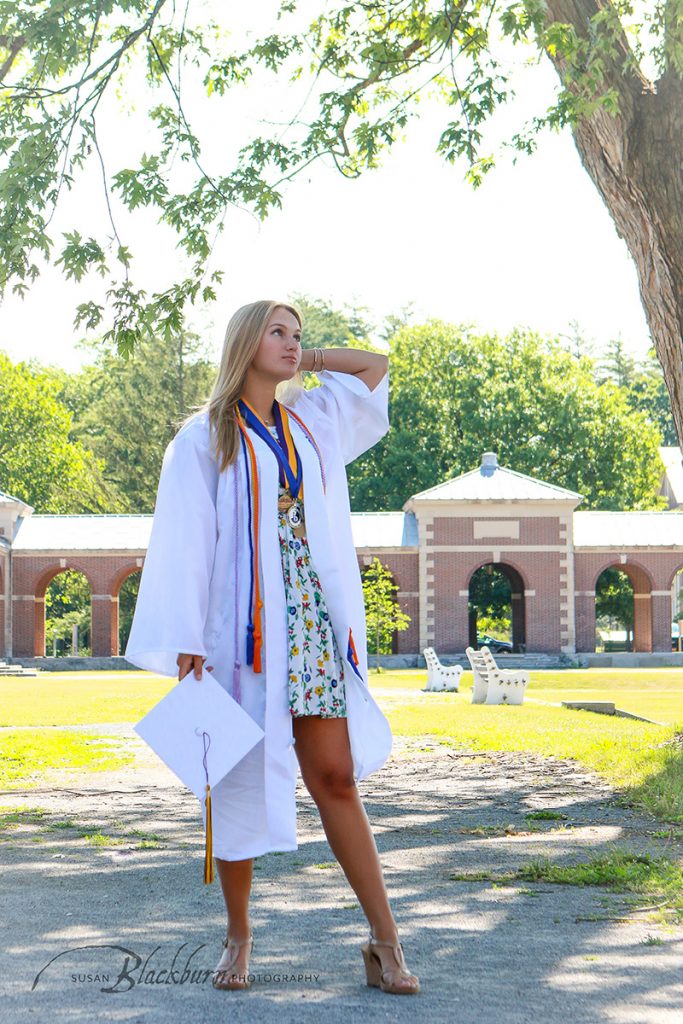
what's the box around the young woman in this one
[125,299,420,996]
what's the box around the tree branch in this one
[541,0,653,109]
[2,0,168,98]
[0,34,26,84]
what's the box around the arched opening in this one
[468,563,526,654]
[595,568,634,652]
[43,569,92,657]
[594,563,652,653]
[359,557,403,657]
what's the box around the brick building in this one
[2,450,683,661]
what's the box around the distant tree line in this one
[0,296,673,515]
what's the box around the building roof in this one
[9,470,683,555]
[13,515,152,551]
[351,511,418,548]
[573,510,683,548]
[12,511,420,552]
[409,452,583,504]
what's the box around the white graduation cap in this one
[134,666,265,883]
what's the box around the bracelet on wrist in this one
[307,347,325,373]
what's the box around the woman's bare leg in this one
[292,714,402,944]
[215,857,253,936]
[213,857,254,978]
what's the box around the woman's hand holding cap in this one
[176,653,214,681]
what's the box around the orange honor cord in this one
[236,412,264,673]
[235,400,326,677]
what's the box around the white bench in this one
[423,647,463,691]
[465,646,529,705]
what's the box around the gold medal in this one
[278,493,294,513]
[278,487,306,538]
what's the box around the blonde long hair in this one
[193,299,305,472]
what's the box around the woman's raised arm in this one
[299,346,388,392]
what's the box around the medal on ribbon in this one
[235,396,327,672]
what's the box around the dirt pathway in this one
[1,730,682,1023]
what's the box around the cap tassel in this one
[198,730,215,884]
[204,782,214,884]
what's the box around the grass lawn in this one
[0,730,134,789]
[368,668,683,727]
[0,672,173,728]
[1,667,682,822]
[387,695,681,823]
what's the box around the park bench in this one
[465,645,529,705]
[422,647,463,691]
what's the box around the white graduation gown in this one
[125,368,393,860]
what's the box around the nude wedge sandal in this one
[360,932,420,995]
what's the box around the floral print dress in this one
[267,424,347,718]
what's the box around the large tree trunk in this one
[540,0,683,442]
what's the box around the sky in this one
[0,2,654,374]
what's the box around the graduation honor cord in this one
[234,397,326,677]
[232,394,366,697]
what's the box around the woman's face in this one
[253,307,302,379]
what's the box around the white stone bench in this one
[423,647,463,691]
[465,645,529,705]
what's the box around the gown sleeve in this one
[124,415,219,678]
[296,366,390,464]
